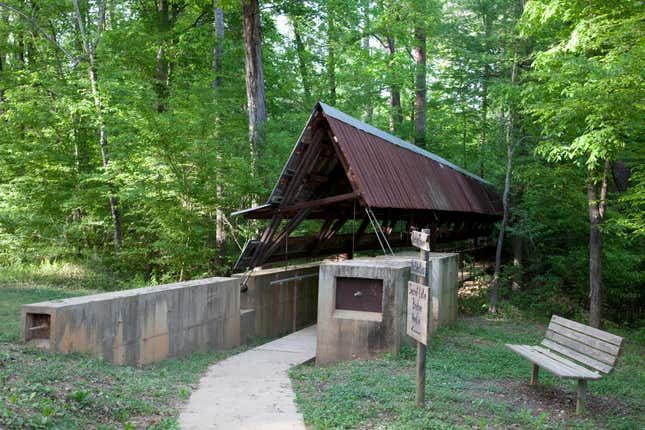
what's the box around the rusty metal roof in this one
[237,103,501,217]
[320,103,490,185]
[321,104,501,215]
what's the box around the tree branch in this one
[0,2,77,62]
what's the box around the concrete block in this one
[316,259,410,366]
[21,277,241,367]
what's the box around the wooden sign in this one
[407,281,429,345]
[410,259,427,277]
[411,230,430,251]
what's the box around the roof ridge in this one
[317,102,491,186]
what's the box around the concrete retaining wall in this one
[21,277,240,367]
[235,263,319,340]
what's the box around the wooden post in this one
[415,228,431,406]
[416,339,426,405]
[576,379,587,414]
[530,364,539,385]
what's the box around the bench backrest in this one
[541,315,624,374]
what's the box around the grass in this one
[2,261,643,429]
[290,317,645,429]
[0,265,252,430]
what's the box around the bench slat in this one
[549,321,621,356]
[545,331,617,365]
[533,346,601,379]
[552,315,623,346]
[507,344,574,378]
[541,339,614,374]
[506,344,600,379]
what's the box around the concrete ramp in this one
[179,325,316,430]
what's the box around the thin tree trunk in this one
[490,43,518,313]
[155,0,170,113]
[326,6,336,105]
[512,231,522,290]
[413,23,426,147]
[478,7,492,178]
[459,73,467,169]
[387,36,402,132]
[290,15,311,105]
[73,0,122,250]
[213,3,224,88]
[241,0,267,179]
[588,159,609,328]
[0,48,4,116]
[213,1,226,262]
[478,65,488,178]
[362,4,372,122]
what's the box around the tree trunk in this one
[459,73,467,169]
[478,65,488,178]
[326,6,336,105]
[213,2,224,89]
[213,1,226,262]
[413,23,426,147]
[290,16,311,105]
[387,36,402,133]
[241,0,267,178]
[490,42,518,313]
[362,5,372,122]
[73,0,122,251]
[588,159,609,328]
[155,0,170,113]
[512,232,522,291]
[478,7,492,179]
[0,48,4,116]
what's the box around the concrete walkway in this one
[179,325,317,430]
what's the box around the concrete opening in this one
[25,312,50,343]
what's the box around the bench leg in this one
[530,364,539,385]
[576,379,587,414]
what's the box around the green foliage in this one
[0,0,642,324]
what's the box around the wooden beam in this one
[278,191,359,214]
[259,208,313,265]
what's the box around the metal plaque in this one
[335,277,383,313]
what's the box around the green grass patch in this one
[291,317,645,429]
[0,273,252,429]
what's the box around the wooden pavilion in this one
[232,103,502,271]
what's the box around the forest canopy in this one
[0,0,642,325]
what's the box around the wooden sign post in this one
[408,229,431,406]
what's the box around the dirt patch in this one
[464,378,634,425]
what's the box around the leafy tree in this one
[522,0,644,326]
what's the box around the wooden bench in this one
[506,315,624,414]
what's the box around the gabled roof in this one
[232,103,501,270]
[238,102,501,217]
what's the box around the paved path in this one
[179,325,317,430]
